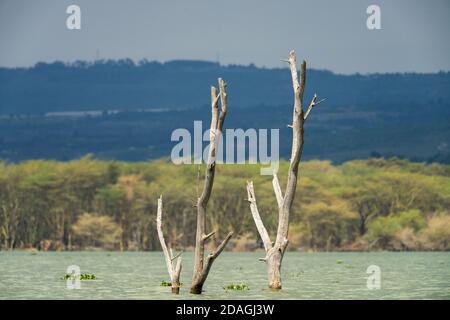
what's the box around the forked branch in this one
[191,78,233,294]
[304,95,326,121]
[247,50,323,290]
[156,195,182,294]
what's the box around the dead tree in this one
[156,195,182,294]
[246,50,324,290]
[191,78,233,294]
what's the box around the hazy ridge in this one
[0,60,449,163]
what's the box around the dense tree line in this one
[0,157,449,251]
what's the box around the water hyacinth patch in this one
[160,280,183,287]
[223,283,249,291]
[160,280,172,287]
[62,273,97,280]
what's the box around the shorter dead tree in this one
[156,195,182,294]
[246,50,324,290]
[191,78,233,294]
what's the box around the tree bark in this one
[156,195,182,294]
[191,78,233,294]
[247,50,323,290]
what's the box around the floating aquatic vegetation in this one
[160,280,172,287]
[160,280,183,287]
[223,283,249,291]
[62,273,97,280]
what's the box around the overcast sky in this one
[0,0,449,74]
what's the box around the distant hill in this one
[1,59,450,114]
[0,60,449,163]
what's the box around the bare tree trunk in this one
[191,78,233,294]
[247,50,324,290]
[156,195,182,294]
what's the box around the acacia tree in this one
[191,78,233,294]
[246,50,324,289]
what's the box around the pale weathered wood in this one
[246,181,272,252]
[218,78,227,133]
[246,50,323,290]
[202,230,216,241]
[304,95,326,121]
[156,195,182,293]
[272,174,283,208]
[303,94,317,121]
[191,78,233,294]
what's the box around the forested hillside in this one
[1,157,449,252]
[1,60,450,114]
[1,60,449,163]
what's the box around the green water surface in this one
[0,251,448,299]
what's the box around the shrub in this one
[421,215,450,250]
[71,213,122,249]
[365,209,426,249]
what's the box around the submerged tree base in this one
[171,287,180,294]
[190,285,203,295]
[268,285,282,291]
[160,280,181,294]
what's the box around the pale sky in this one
[0,0,449,74]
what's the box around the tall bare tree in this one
[191,78,233,294]
[156,195,182,294]
[246,50,324,289]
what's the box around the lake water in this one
[0,251,449,299]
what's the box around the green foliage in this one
[160,280,172,287]
[396,210,427,232]
[422,215,450,250]
[71,213,122,249]
[223,283,249,291]
[62,274,97,280]
[365,209,426,249]
[297,201,359,250]
[0,157,449,251]
[160,280,183,287]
